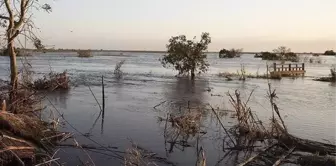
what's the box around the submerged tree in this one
[160,32,211,80]
[324,50,336,56]
[0,0,51,111]
[259,46,299,62]
[219,48,243,58]
[273,46,291,59]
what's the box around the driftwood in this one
[238,143,277,166]
[272,146,295,166]
[298,155,336,166]
[280,135,336,155]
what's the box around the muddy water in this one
[0,52,335,165]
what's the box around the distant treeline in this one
[0,48,334,56]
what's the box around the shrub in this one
[34,71,69,90]
[219,48,242,58]
[261,52,277,60]
[77,50,92,57]
[114,60,125,79]
[324,50,336,56]
[285,52,299,62]
[259,46,299,62]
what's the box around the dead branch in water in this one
[210,106,236,146]
[153,100,166,109]
[124,142,176,166]
[225,86,336,166]
[238,143,277,166]
[272,146,295,166]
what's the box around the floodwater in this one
[0,52,335,165]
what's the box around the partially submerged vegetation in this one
[314,67,336,82]
[0,82,69,165]
[225,87,335,165]
[33,71,70,90]
[77,50,92,57]
[114,60,126,79]
[219,48,243,58]
[257,46,299,62]
[324,50,336,56]
[153,85,336,166]
[160,32,211,80]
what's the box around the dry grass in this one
[124,143,175,166]
[124,146,157,166]
[0,78,67,165]
[218,72,281,80]
[168,110,202,136]
[314,67,336,82]
[33,71,70,90]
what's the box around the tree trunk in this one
[7,18,18,112]
[191,69,195,80]
[8,42,18,90]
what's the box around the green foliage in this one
[284,52,299,62]
[260,52,277,60]
[259,46,299,62]
[160,32,211,79]
[219,48,242,58]
[324,50,336,55]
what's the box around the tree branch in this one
[13,0,28,31]
[4,0,14,30]
[0,15,10,20]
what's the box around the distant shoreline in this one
[0,48,326,55]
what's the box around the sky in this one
[32,0,336,52]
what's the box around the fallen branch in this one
[238,143,277,166]
[9,150,25,166]
[210,106,236,147]
[35,158,60,166]
[154,100,166,109]
[41,132,68,141]
[58,143,118,151]
[272,146,295,166]
[0,146,34,154]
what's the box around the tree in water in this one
[0,0,50,112]
[219,48,243,58]
[324,50,336,55]
[273,46,291,60]
[160,32,211,80]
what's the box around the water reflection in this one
[163,77,209,108]
[47,90,69,109]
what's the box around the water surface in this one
[0,52,335,165]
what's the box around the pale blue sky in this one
[34,0,336,52]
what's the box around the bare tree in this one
[0,0,51,111]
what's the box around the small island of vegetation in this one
[256,46,299,62]
[218,48,243,58]
[323,50,336,56]
[77,50,92,57]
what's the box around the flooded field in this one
[0,52,335,165]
